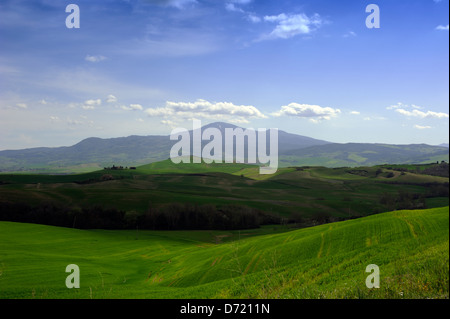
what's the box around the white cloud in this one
[436,24,449,31]
[271,103,341,122]
[49,116,60,122]
[82,99,101,110]
[85,55,107,63]
[145,99,267,123]
[85,99,101,105]
[350,111,360,115]
[387,102,424,111]
[145,107,174,117]
[121,104,143,111]
[130,104,143,111]
[161,119,177,127]
[414,125,432,130]
[395,108,449,119]
[106,95,117,103]
[260,13,322,40]
[343,31,357,38]
[225,1,261,24]
[2,101,28,110]
[40,99,48,105]
[247,15,262,23]
[387,102,409,110]
[225,3,244,13]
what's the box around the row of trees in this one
[379,191,427,211]
[385,162,449,178]
[2,182,447,230]
[0,202,280,230]
[103,165,137,170]
[377,183,449,211]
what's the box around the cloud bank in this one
[145,99,267,124]
[272,103,341,122]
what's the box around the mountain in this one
[279,143,449,167]
[199,122,330,153]
[0,122,448,172]
[0,122,330,172]
[0,135,172,172]
[188,122,331,157]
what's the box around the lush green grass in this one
[0,207,448,299]
[137,158,256,175]
[232,167,297,180]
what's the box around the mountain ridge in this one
[0,122,448,172]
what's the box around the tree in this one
[375,168,383,176]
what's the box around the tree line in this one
[0,201,280,230]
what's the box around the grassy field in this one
[0,206,448,299]
[0,162,448,221]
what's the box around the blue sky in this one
[0,0,448,150]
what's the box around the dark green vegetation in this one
[0,207,448,299]
[377,162,449,178]
[0,160,448,230]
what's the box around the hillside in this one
[1,122,448,173]
[136,157,257,174]
[0,207,448,299]
[1,163,448,229]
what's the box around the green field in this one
[0,162,448,222]
[0,207,448,299]
[1,160,448,299]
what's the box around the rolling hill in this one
[0,206,448,299]
[0,162,448,225]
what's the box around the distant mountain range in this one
[280,143,449,168]
[0,122,448,173]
